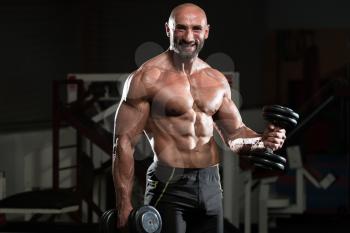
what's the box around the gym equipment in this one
[100,205,162,233]
[246,105,299,171]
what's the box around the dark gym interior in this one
[0,0,349,232]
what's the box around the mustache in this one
[178,40,197,46]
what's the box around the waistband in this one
[148,161,220,182]
[155,161,218,171]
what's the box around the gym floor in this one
[0,214,349,233]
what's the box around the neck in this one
[169,49,198,75]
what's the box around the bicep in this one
[214,96,244,141]
[114,72,150,146]
[114,100,149,140]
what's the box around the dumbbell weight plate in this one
[248,156,285,171]
[105,209,118,233]
[100,209,110,233]
[250,150,287,165]
[263,105,299,121]
[141,211,160,233]
[134,205,162,233]
[262,112,298,129]
[99,209,117,233]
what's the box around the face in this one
[166,7,209,59]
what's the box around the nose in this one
[183,29,194,43]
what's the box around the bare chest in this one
[150,72,225,116]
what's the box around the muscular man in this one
[113,3,286,233]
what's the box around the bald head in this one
[168,3,208,27]
[166,3,209,59]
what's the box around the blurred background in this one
[0,0,349,232]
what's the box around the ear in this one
[204,24,210,39]
[165,22,170,37]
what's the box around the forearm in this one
[226,126,264,154]
[112,137,135,209]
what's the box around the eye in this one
[192,26,202,32]
[175,28,185,32]
[175,25,186,32]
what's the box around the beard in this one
[173,39,205,59]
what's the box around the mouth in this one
[179,43,196,52]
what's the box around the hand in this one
[262,124,286,151]
[117,205,133,232]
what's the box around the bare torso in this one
[140,52,228,168]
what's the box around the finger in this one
[275,128,286,135]
[267,124,275,130]
[277,131,286,140]
[264,137,284,148]
[269,124,288,133]
[275,131,286,139]
[273,126,284,132]
[264,141,283,151]
[265,131,286,140]
[263,141,278,151]
[267,136,285,144]
[266,125,284,135]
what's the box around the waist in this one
[147,161,220,182]
[157,159,218,170]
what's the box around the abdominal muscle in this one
[148,110,220,168]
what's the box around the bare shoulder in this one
[136,52,170,83]
[204,68,227,81]
[197,60,231,97]
[122,56,165,102]
[137,65,162,86]
[201,67,228,86]
[196,58,226,80]
[129,52,167,87]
